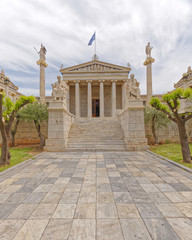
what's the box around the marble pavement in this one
[0,151,192,239]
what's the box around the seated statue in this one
[52,76,68,101]
[127,74,140,99]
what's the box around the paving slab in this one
[0,151,192,239]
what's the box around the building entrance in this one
[92,99,100,117]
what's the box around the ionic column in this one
[75,81,80,117]
[67,83,70,111]
[122,80,126,109]
[99,80,104,118]
[87,80,92,118]
[111,80,117,117]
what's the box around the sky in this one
[0,0,192,96]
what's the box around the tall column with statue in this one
[36,44,48,103]
[143,42,155,106]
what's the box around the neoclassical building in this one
[60,56,131,118]
[44,54,149,152]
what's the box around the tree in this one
[0,93,35,165]
[19,102,48,148]
[10,113,20,147]
[150,88,192,163]
[144,107,170,144]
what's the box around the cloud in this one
[0,0,192,96]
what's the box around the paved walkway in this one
[0,151,192,239]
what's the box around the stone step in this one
[68,139,125,143]
[67,144,125,148]
[66,148,126,152]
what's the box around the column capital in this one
[111,80,117,83]
[74,80,80,84]
[86,80,92,83]
[143,57,155,66]
[99,80,105,83]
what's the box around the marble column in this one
[99,80,104,117]
[122,80,126,109]
[111,80,117,117]
[87,80,92,118]
[67,84,70,111]
[75,81,80,117]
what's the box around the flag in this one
[88,32,96,46]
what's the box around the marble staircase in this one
[67,118,126,151]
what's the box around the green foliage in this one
[144,107,169,129]
[150,97,170,113]
[2,95,35,122]
[19,101,48,123]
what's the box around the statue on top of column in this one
[127,74,140,100]
[145,42,153,58]
[51,75,68,101]
[38,43,47,61]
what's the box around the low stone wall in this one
[118,101,149,151]
[145,118,192,144]
[0,120,48,146]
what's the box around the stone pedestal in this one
[118,100,149,151]
[44,101,75,152]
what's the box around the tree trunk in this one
[34,120,45,149]
[0,136,11,165]
[152,116,158,144]
[177,120,191,163]
[11,117,20,147]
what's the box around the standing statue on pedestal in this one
[145,42,153,57]
[39,44,47,61]
[52,76,68,101]
[127,74,140,100]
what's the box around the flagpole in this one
[95,31,96,56]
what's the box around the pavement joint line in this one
[0,151,46,177]
[147,150,192,173]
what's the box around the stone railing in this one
[44,101,75,151]
[118,100,149,151]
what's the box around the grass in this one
[150,143,192,169]
[0,147,33,172]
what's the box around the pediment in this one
[60,60,131,74]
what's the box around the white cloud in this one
[0,0,192,95]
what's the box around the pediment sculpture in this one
[126,74,140,100]
[51,76,68,101]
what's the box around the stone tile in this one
[49,184,66,193]
[97,203,118,218]
[148,192,170,203]
[180,191,192,201]
[140,183,160,193]
[0,193,12,203]
[41,219,72,240]
[175,203,192,217]
[5,193,29,204]
[155,183,176,192]
[22,192,46,204]
[17,184,37,193]
[111,182,127,192]
[41,192,62,204]
[13,219,48,240]
[78,192,96,203]
[164,191,189,203]
[74,203,95,219]
[54,177,70,184]
[41,177,57,184]
[167,218,192,240]
[144,218,180,240]
[97,192,114,203]
[68,219,95,240]
[97,183,112,192]
[7,204,37,219]
[169,183,191,191]
[97,219,124,240]
[97,177,110,184]
[130,191,152,203]
[0,204,18,219]
[117,204,140,218]
[155,203,185,217]
[60,192,79,204]
[136,203,164,219]
[120,219,152,240]
[33,184,52,192]
[0,220,25,240]
[3,185,23,193]
[30,204,57,219]
[65,183,81,192]
[52,204,76,218]
[113,192,133,204]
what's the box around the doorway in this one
[92,99,100,117]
